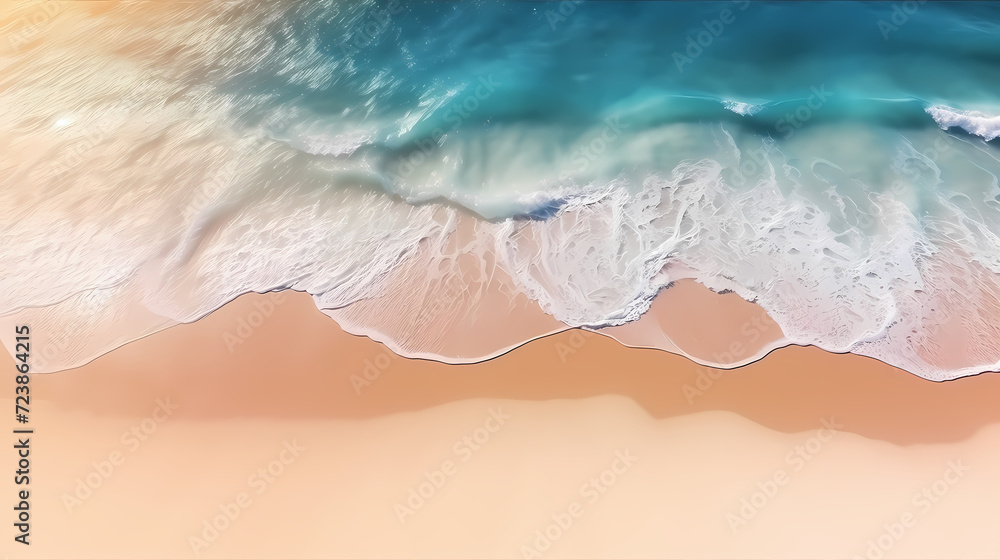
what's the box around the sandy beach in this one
[4,281,1000,559]
[5,2,1000,558]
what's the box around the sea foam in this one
[3,0,1000,382]
[723,100,765,116]
[927,105,1000,141]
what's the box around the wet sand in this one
[4,282,1000,558]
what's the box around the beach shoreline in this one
[5,286,1000,558]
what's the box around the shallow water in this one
[3,0,1000,379]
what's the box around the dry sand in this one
[4,281,1000,559]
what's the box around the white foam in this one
[723,100,765,116]
[927,105,1000,141]
[4,0,1000,383]
[275,128,372,157]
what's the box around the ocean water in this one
[3,0,1000,379]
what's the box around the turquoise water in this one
[3,0,1000,379]
[238,1,1000,219]
[252,1,1000,134]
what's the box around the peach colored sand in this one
[4,283,1000,558]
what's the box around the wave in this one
[723,100,766,116]
[927,105,1000,141]
[3,0,1000,382]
